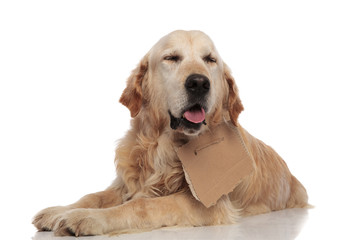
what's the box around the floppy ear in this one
[224,64,244,126]
[119,55,148,118]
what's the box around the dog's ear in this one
[120,55,148,118]
[224,63,244,126]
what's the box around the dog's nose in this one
[185,74,210,96]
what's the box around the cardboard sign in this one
[177,122,255,208]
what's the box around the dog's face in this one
[150,31,225,135]
[120,30,243,136]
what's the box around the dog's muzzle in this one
[168,74,210,131]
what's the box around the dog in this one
[33,30,309,236]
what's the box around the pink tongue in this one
[184,107,205,123]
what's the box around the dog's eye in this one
[204,55,217,63]
[164,55,180,62]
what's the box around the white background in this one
[1,0,359,239]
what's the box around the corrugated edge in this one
[182,166,201,202]
[227,122,255,165]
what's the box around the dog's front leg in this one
[33,188,123,232]
[54,192,238,236]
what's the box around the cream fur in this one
[33,30,308,236]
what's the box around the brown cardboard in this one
[177,122,255,208]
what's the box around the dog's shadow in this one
[32,208,309,240]
[158,208,309,240]
[231,208,309,240]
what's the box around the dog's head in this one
[120,30,243,136]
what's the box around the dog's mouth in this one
[183,104,206,123]
[169,104,207,132]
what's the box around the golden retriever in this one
[33,30,309,236]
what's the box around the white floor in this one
[29,204,360,240]
[30,208,307,240]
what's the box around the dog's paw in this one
[54,209,107,236]
[32,206,71,231]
